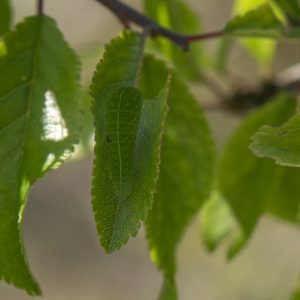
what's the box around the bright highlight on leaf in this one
[43,90,69,142]
[218,94,300,255]
[144,56,215,299]
[0,16,81,294]
[91,32,170,252]
[201,191,237,252]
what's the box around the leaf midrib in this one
[108,91,123,251]
[17,17,43,207]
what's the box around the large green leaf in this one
[91,32,169,252]
[219,94,300,243]
[144,0,205,81]
[0,0,11,36]
[144,56,215,299]
[251,105,300,167]
[0,16,81,294]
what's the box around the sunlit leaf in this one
[0,16,81,294]
[219,94,300,248]
[225,4,285,38]
[90,32,169,252]
[229,1,281,68]
[201,191,236,251]
[0,0,11,36]
[144,56,215,299]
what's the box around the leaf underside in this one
[0,16,81,294]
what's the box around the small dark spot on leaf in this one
[106,135,112,143]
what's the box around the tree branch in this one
[94,0,224,50]
[37,0,44,15]
[94,0,300,114]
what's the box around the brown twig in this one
[94,0,224,50]
[37,0,44,15]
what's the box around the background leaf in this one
[0,0,11,36]
[218,94,300,255]
[91,32,169,252]
[201,191,236,252]
[272,0,300,25]
[225,4,285,38]
[229,0,283,69]
[143,0,205,81]
[251,98,300,167]
[291,275,300,300]
[0,16,81,294]
[144,56,215,299]
[159,280,177,300]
